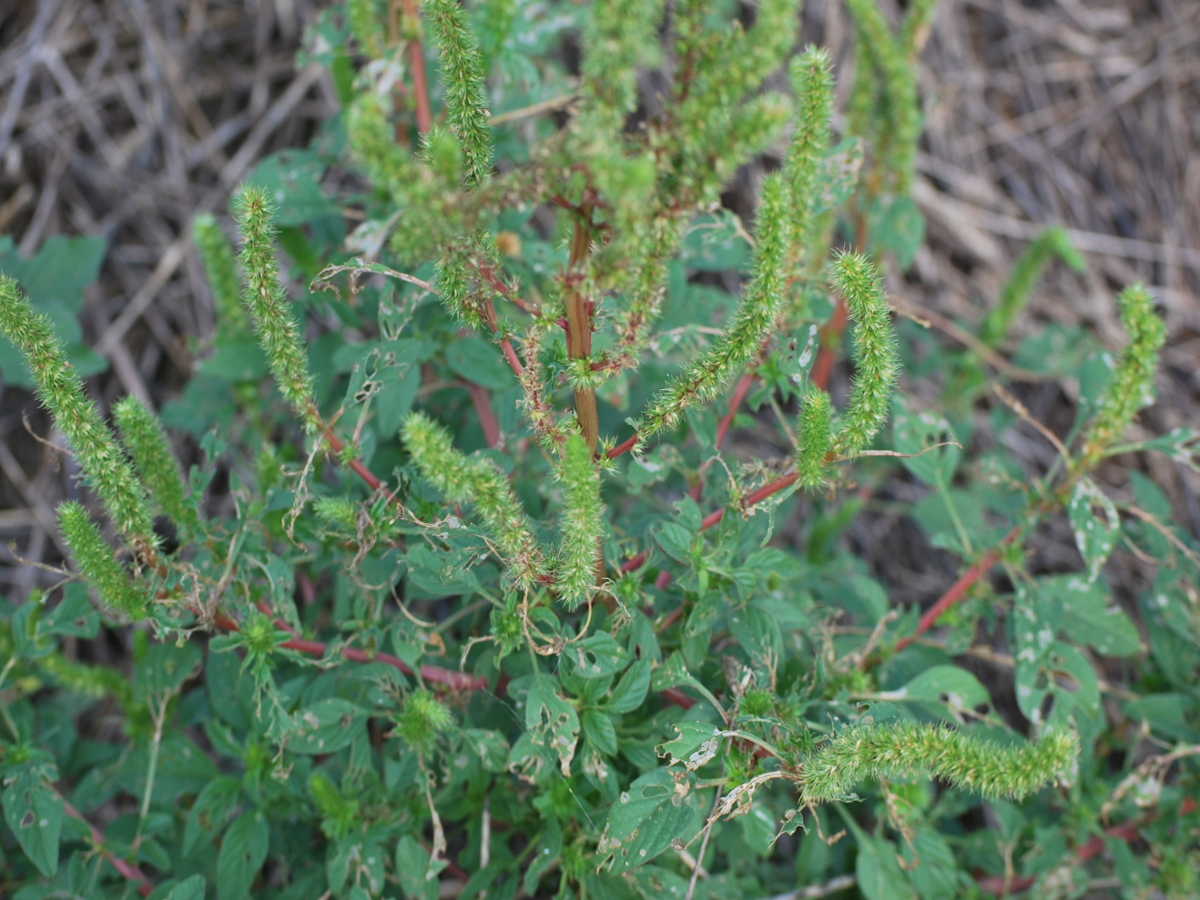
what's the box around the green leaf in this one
[898,665,991,714]
[654,522,694,563]
[1,764,64,877]
[903,828,959,900]
[680,210,751,273]
[135,640,203,700]
[161,875,207,900]
[396,834,442,900]
[583,708,618,755]
[198,338,271,383]
[286,698,370,755]
[3,235,107,312]
[1138,426,1200,474]
[870,196,925,269]
[245,149,336,226]
[39,582,99,639]
[404,544,479,597]
[1050,575,1142,657]
[1068,478,1120,582]
[607,659,651,714]
[598,768,700,874]
[853,828,916,900]
[445,335,516,391]
[183,775,242,858]
[217,809,269,900]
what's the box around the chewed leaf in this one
[658,721,730,771]
[814,136,863,213]
[1069,477,1120,582]
[1,765,63,878]
[1138,426,1200,473]
[598,768,701,874]
[526,675,580,776]
[898,665,991,714]
[569,633,629,679]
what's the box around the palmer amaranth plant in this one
[2,1,1199,898]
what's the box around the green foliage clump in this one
[3,3,1198,900]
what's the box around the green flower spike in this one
[423,0,492,188]
[577,0,666,138]
[797,722,1078,803]
[192,213,248,339]
[1079,283,1165,470]
[830,252,900,456]
[402,413,544,589]
[346,0,386,59]
[113,396,195,532]
[346,90,422,206]
[0,276,156,556]
[844,0,920,194]
[554,434,604,610]
[57,501,149,620]
[783,47,834,266]
[640,173,791,437]
[796,389,834,488]
[233,186,319,432]
[980,226,1085,348]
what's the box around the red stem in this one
[811,298,849,392]
[499,338,524,378]
[250,600,486,691]
[280,637,486,691]
[894,525,1021,651]
[464,381,501,448]
[63,801,154,897]
[401,0,433,135]
[689,367,759,503]
[620,550,646,573]
[607,433,639,459]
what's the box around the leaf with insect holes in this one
[285,698,370,755]
[1069,477,1120,582]
[1138,427,1200,474]
[217,810,268,900]
[568,633,629,679]
[899,665,991,715]
[1,763,63,878]
[1049,574,1142,657]
[526,675,580,777]
[680,210,752,272]
[598,768,701,874]
[892,397,960,484]
[183,776,241,858]
[658,721,733,772]
[814,137,864,213]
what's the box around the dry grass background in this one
[0,0,1197,630]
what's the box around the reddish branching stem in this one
[607,433,639,460]
[63,800,154,897]
[564,198,598,452]
[894,525,1021,651]
[280,637,486,690]
[250,599,486,691]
